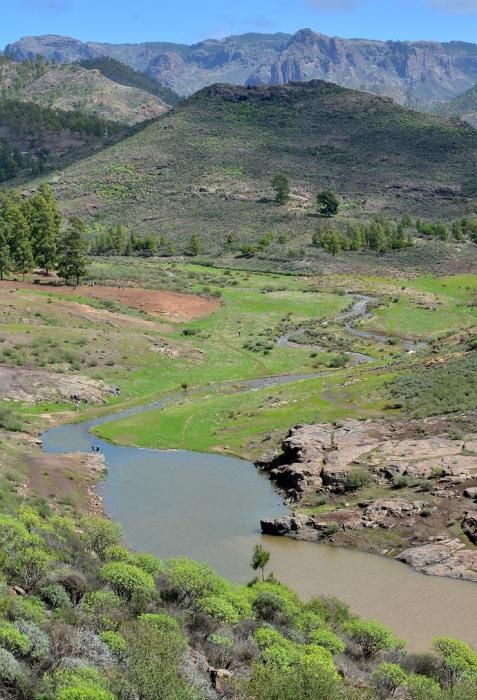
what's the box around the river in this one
[41,296,477,651]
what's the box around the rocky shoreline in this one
[257,417,477,582]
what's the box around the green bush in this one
[166,558,225,603]
[345,468,371,492]
[99,630,127,656]
[100,562,154,599]
[81,517,123,562]
[433,636,477,685]
[0,647,22,684]
[345,619,404,658]
[0,621,32,655]
[407,674,442,699]
[308,628,346,655]
[371,662,408,698]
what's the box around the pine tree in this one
[11,205,34,280]
[57,218,88,286]
[271,174,290,204]
[0,229,11,280]
[28,184,60,275]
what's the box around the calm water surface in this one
[43,411,477,651]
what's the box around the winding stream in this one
[41,296,476,651]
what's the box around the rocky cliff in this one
[6,30,477,105]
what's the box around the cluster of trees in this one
[416,217,477,243]
[90,228,205,258]
[0,186,88,285]
[313,217,414,256]
[0,505,476,699]
[271,175,340,216]
[0,101,125,182]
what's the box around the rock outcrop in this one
[462,513,477,544]
[397,541,477,582]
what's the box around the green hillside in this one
[79,56,181,105]
[0,100,127,182]
[436,83,477,128]
[50,80,477,255]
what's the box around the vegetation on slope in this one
[79,56,181,106]
[49,80,477,259]
[0,100,126,182]
[0,504,476,699]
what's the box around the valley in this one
[0,16,477,699]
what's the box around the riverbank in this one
[258,417,477,582]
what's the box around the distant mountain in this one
[0,56,169,126]
[434,83,477,128]
[49,80,477,248]
[5,30,477,105]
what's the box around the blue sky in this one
[2,0,477,48]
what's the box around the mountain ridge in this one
[5,29,477,105]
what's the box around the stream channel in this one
[41,296,477,650]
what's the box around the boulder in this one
[462,513,477,544]
[464,486,477,500]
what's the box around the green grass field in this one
[1,261,475,456]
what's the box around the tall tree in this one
[28,184,61,275]
[0,229,11,280]
[57,217,88,286]
[271,174,290,204]
[11,205,34,280]
[317,190,339,217]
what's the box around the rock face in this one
[6,30,477,105]
[397,541,477,582]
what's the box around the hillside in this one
[5,30,477,105]
[0,57,170,126]
[79,56,181,106]
[435,83,477,128]
[49,80,477,252]
[0,100,126,182]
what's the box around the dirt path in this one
[0,280,220,321]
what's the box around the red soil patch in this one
[0,280,220,321]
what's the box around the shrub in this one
[166,558,225,604]
[138,613,180,633]
[130,552,164,576]
[39,583,71,610]
[6,547,52,591]
[0,621,32,655]
[433,636,477,686]
[308,628,346,655]
[345,468,370,492]
[0,647,22,684]
[79,590,125,631]
[371,662,408,698]
[7,595,47,626]
[100,562,154,599]
[197,595,240,625]
[52,667,115,700]
[81,517,122,562]
[407,674,442,699]
[345,619,404,658]
[99,631,126,656]
[14,620,50,662]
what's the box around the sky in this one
[1,0,477,49]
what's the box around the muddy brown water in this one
[42,391,477,652]
[41,296,474,651]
